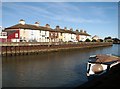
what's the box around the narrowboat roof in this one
[88,54,120,64]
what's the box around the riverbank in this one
[113,43,120,44]
[1,42,113,56]
[75,63,120,88]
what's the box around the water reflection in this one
[2,44,119,87]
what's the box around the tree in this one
[104,36,112,42]
[92,39,97,42]
[104,36,112,40]
[98,39,103,42]
[112,38,120,43]
[85,38,91,42]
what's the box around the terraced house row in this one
[2,19,91,42]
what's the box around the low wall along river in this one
[0,42,113,56]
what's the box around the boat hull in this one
[87,54,120,78]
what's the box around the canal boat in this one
[87,54,120,78]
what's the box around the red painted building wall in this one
[7,30,20,42]
[0,38,7,42]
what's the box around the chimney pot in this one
[76,29,79,32]
[64,27,67,30]
[70,28,73,31]
[34,22,40,26]
[80,29,84,33]
[46,24,50,28]
[19,19,25,25]
[56,25,60,30]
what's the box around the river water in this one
[2,44,120,87]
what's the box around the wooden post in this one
[10,46,12,56]
[18,46,20,55]
[6,46,7,56]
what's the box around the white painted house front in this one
[61,28,77,42]
[40,30,49,42]
[5,20,50,42]
[0,31,7,42]
[92,35,99,41]
[79,30,91,41]
[4,19,91,43]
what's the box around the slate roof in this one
[5,23,91,36]
[79,32,91,36]
[74,31,91,36]
[5,24,53,31]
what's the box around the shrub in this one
[92,39,97,42]
[85,38,91,42]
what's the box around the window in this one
[42,35,45,37]
[1,32,7,36]
[24,30,25,33]
[55,33,57,36]
[15,33,18,38]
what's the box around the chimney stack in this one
[64,27,67,30]
[56,25,60,30]
[84,30,86,33]
[34,22,40,27]
[45,24,50,28]
[70,28,73,31]
[80,29,84,33]
[76,29,79,32]
[19,19,25,25]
